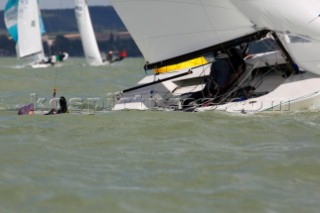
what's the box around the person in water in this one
[105,51,114,62]
[18,103,35,115]
[56,51,69,62]
[45,96,69,115]
[103,50,127,63]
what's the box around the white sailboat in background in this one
[75,0,127,66]
[4,0,52,68]
[75,0,104,66]
[109,0,320,113]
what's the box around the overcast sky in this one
[1,0,111,10]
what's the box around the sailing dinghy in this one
[4,0,53,68]
[109,0,320,113]
[75,0,105,66]
[75,0,127,66]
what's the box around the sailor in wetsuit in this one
[45,96,69,115]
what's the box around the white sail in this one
[230,0,320,75]
[75,0,103,66]
[110,0,256,65]
[110,0,320,113]
[231,0,320,38]
[4,0,46,63]
[17,0,44,58]
[277,33,320,75]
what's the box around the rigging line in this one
[52,66,59,110]
[309,14,320,24]
[53,67,58,92]
[199,62,259,108]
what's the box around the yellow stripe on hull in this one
[155,56,208,74]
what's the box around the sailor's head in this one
[59,96,68,110]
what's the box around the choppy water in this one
[1,58,320,213]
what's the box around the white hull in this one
[31,63,52,69]
[196,73,320,114]
[109,1,320,114]
[30,62,63,69]
[112,64,211,111]
[112,72,320,114]
[112,51,320,114]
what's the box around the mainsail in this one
[4,0,45,59]
[111,0,320,74]
[75,0,103,66]
[110,0,256,69]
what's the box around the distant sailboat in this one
[75,0,126,66]
[110,0,320,113]
[4,0,48,68]
[75,0,104,66]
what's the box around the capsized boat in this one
[104,50,127,64]
[110,0,320,113]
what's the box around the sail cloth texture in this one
[111,0,320,75]
[279,34,320,75]
[231,0,320,75]
[231,0,320,38]
[4,0,44,58]
[110,0,256,65]
[4,0,19,42]
[16,0,43,58]
[75,0,103,66]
